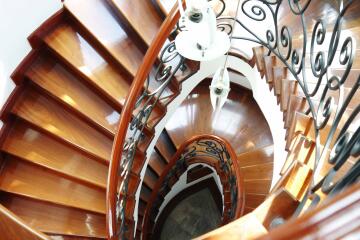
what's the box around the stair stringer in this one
[227,55,287,189]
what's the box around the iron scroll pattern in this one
[116,41,190,239]
[147,138,238,235]
[216,0,359,215]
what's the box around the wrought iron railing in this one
[142,135,244,239]
[217,0,359,215]
[107,0,359,239]
[107,2,231,239]
[106,5,189,240]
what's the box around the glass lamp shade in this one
[210,67,230,111]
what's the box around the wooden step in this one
[155,131,177,163]
[1,194,106,238]
[252,188,299,229]
[281,79,297,112]
[252,46,266,77]
[271,161,312,200]
[243,179,271,195]
[237,145,274,168]
[0,203,49,240]
[1,120,108,189]
[11,88,113,162]
[282,134,314,175]
[143,168,158,189]
[241,163,273,181]
[244,193,267,209]
[108,0,163,46]
[26,54,120,137]
[295,82,360,110]
[148,151,167,176]
[140,185,152,203]
[272,66,287,99]
[43,23,131,110]
[195,210,268,239]
[0,157,106,214]
[48,236,103,240]
[286,112,313,150]
[285,94,307,129]
[263,56,277,89]
[64,0,143,77]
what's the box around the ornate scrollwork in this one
[116,40,190,239]
[214,0,359,215]
[147,137,239,236]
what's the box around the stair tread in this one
[155,131,176,163]
[1,121,108,189]
[12,88,112,162]
[148,151,166,176]
[1,194,106,238]
[0,157,106,214]
[44,23,131,108]
[26,54,120,136]
[109,0,163,46]
[243,179,271,195]
[241,162,274,181]
[237,145,274,167]
[0,203,49,240]
[65,0,143,76]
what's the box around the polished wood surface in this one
[1,120,108,189]
[155,130,177,163]
[106,4,181,238]
[0,203,49,240]
[26,55,120,135]
[263,56,276,86]
[165,81,273,155]
[44,23,131,108]
[258,184,360,240]
[0,157,106,214]
[12,88,113,162]
[65,0,143,76]
[109,0,163,46]
[195,188,298,240]
[196,213,268,240]
[26,54,120,136]
[1,195,106,238]
[148,151,167,176]
[237,145,274,212]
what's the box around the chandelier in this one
[175,0,241,111]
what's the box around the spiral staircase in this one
[0,0,359,240]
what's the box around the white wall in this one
[0,0,62,130]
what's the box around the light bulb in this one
[210,67,230,111]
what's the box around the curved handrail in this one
[106,4,182,240]
[142,134,245,239]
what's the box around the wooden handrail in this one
[106,4,182,240]
[256,183,360,240]
[142,134,245,239]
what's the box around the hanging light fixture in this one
[175,0,230,61]
[209,0,242,111]
[175,0,241,111]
